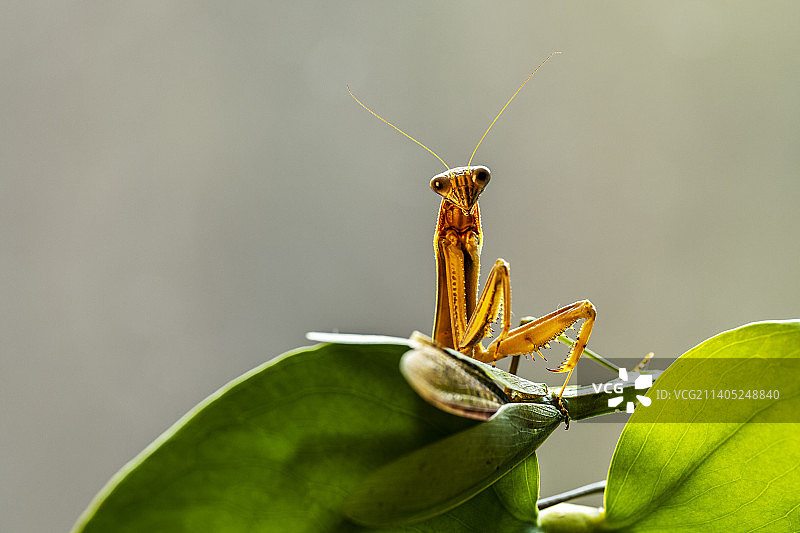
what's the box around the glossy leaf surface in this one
[493,453,541,523]
[343,403,560,526]
[604,321,800,532]
[72,339,545,532]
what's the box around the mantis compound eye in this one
[430,177,449,194]
[473,167,490,186]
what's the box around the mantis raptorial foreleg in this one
[448,254,597,400]
[483,300,596,400]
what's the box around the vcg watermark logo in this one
[592,368,653,413]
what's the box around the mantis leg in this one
[481,301,596,400]
[448,254,596,401]
[456,258,512,353]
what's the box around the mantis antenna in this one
[467,51,561,169]
[347,85,451,173]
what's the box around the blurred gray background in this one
[3,2,799,531]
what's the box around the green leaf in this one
[71,339,545,532]
[343,403,560,526]
[493,453,540,523]
[604,320,800,532]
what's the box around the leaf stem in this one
[537,479,607,510]
[557,335,620,374]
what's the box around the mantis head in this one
[430,166,491,214]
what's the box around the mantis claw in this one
[553,395,570,430]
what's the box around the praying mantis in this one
[337,60,660,524]
[349,53,596,423]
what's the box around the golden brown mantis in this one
[348,53,596,418]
